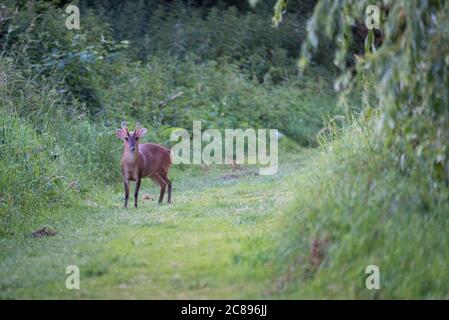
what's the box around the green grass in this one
[0,151,310,299]
[274,125,449,299]
[2,129,449,299]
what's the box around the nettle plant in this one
[273,0,449,185]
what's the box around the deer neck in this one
[122,148,139,166]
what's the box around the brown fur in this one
[116,122,172,208]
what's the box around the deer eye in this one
[136,137,139,141]
[125,137,129,141]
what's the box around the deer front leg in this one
[134,178,141,208]
[158,184,166,204]
[124,179,130,208]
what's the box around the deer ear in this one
[116,129,126,140]
[137,127,147,137]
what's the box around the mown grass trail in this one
[0,152,309,299]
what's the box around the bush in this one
[84,0,315,81]
[0,110,72,234]
[0,53,121,235]
[92,55,339,146]
[296,0,449,184]
[276,118,449,298]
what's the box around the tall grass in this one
[0,57,121,235]
[275,115,449,298]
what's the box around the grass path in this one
[0,151,309,299]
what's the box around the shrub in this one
[276,119,449,298]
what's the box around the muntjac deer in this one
[116,121,172,208]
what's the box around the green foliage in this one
[295,0,449,184]
[1,0,448,299]
[270,0,449,298]
[85,0,312,81]
[0,54,121,234]
[0,111,72,230]
[93,55,338,146]
[0,0,339,232]
[1,0,338,139]
[276,122,449,298]
[1,0,129,114]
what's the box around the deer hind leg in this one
[160,175,172,204]
[151,175,167,204]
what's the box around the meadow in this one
[0,0,448,299]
